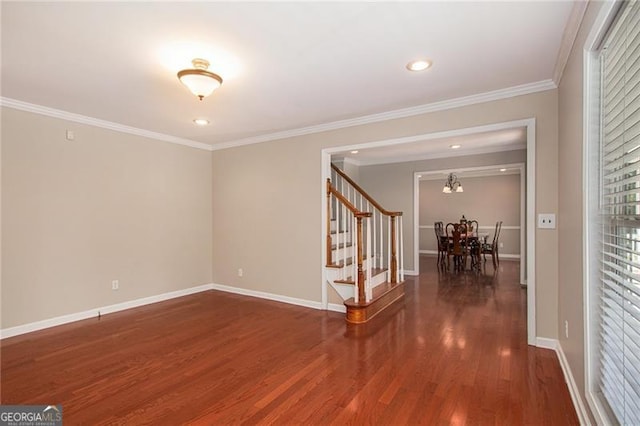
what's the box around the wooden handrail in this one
[327,178,371,271]
[327,179,372,218]
[331,164,402,217]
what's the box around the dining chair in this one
[446,222,468,271]
[482,221,503,268]
[467,219,480,269]
[434,221,447,269]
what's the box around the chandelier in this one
[443,173,463,193]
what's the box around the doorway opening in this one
[321,118,536,345]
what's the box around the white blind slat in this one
[593,2,640,424]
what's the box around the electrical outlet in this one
[538,213,556,229]
[111,280,119,290]
[238,268,243,277]
[565,320,569,338]
[499,242,504,248]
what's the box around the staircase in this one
[326,164,405,323]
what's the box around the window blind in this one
[598,1,640,424]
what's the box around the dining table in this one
[439,231,489,271]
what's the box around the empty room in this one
[1,1,637,424]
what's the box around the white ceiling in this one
[1,2,574,151]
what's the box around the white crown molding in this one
[0,283,215,339]
[355,143,527,166]
[2,79,556,154]
[212,80,557,151]
[553,1,588,85]
[0,97,213,152]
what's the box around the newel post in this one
[326,179,333,266]
[356,215,366,302]
[390,215,398,283]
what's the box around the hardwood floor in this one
[1,257,578,425]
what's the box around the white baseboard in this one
[535,337,558,349]
[535,337,590,425]
[403,269,418,276]
[1,283,215,339]
[419,249,520,259]
[327,303,346,313]
[556,341,591,426]
[210,283,323,310]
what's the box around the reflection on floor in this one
[0,255,577,424]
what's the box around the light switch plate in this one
[538,213,556,229]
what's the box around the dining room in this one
[417,164,524,282]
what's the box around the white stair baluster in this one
[352,215,358,303]
[387,217,391,279]
[343,203,348,280]
[337,200,342,279]
[366,216,372,301]
[372,206,377,272]
[379,211,383,270]
[399,216,404,282]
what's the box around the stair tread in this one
[344,281,404,307]
[330,242,353,250]
[325,255,373,268]
[333,268,388,285]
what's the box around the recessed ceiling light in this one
[351,150,359,154]
[406,59,432,72]
[417,175,422,178]
[193,118,210,126]
[500,168,507,172]
[450,144,461,149]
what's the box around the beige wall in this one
[557,2,603,424]
[418,173,521,255]
[1,108,213,328]
[332,159,360,182]
[356,151,526,270]
[212,90,559,339]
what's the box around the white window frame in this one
[584,1,638,424]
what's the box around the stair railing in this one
[330,164,403,284]
[326,179,372,303]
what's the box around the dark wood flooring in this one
[1,257,578,425]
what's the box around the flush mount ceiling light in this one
[500,168,507,172]
[193,118,210,126]
[450,144,461,149]
[351,150,359,154]
[406,59,432,72]
[177,58,223,101]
